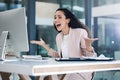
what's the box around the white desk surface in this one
[0,58,120,76]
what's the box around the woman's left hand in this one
[84,37,99,52]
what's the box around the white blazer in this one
[56,28,96,58]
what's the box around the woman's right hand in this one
[31,38,51,53]
[30,38,46,46]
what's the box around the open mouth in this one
[56,24,62,29]
[56,24,61,27]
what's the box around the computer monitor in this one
[0,7,29,60]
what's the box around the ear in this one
[67,18,70,23]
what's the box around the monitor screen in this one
[0,7,29,56]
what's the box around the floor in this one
[0,74,19,80]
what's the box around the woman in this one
[31,8,98,80]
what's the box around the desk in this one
[0,59,120,76]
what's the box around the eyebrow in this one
[55,14,61,16]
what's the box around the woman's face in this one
[54,10,70,32]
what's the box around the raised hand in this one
[84,37,99,52]
[30,38,51,52]
[30,38,46,46]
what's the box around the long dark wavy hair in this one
[54,8,91,38]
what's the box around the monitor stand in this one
[0,31,8,60]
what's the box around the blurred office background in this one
[0,0,120,80]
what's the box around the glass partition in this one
[0,0,25,11]
[93,0,120,6]
[92,0,120,80]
